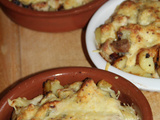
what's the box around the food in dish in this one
[10,0,93,11]
[95,0,160,78]
[8,78,140,120]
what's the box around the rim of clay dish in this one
[0,0,108,17]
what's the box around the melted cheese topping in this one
[95,0,160,78]
[120,24,160,66]
[16,0,93,11]
[8,79,140,120]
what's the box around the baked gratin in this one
[95,0,160,78]
[10,0,93,11]
[8,78,140,120]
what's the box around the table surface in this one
[0,8,160,120]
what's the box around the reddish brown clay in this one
[0,67,152,120]
[0,0,108,32]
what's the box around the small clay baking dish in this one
[0,67,152,120]
[0,0,108,32]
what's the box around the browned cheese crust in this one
[95,0,160,78]
[8,78,140,120]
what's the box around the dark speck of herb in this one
[145,53,150,58]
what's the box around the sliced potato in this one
[138,49,155,73]
[43,79,63,96]
[113,56,127,70]
[100,24,116,44]
[123,65,152,78]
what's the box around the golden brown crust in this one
[95,0,160,78]
[17,0,93,11]
[8,79,140,120]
